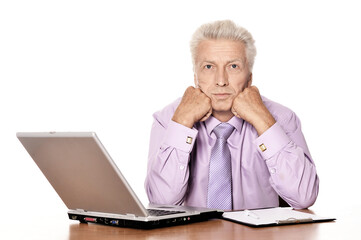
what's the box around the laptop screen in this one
[17,132,148,217]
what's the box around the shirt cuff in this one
[163,120,198,153]
[254,122,291,160]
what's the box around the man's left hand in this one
[231,86,276,136]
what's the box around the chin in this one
[212,97,232,109]
[211,103,232,113]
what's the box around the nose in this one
[216,68,229,86]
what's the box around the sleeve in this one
[144,112,198,205]
[254,113,319,209]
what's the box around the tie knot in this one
[213,123,234,140]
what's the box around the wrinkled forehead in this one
[195,39,247,66]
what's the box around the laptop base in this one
[68,211,222,229]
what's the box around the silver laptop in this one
[17,132,221,229]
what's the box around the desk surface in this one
[2,206,360,240]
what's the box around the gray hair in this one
[190,20,257,72]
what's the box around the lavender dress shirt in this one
[145,97,319,210]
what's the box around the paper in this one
[222,207,335,227]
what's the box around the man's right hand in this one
[172,86,212,128]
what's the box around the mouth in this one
[212,93,232,100]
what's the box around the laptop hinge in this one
[75,209,86,213]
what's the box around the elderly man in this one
[145,20,319,210]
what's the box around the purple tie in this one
[207,123,235,210]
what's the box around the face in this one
[194,39,252,118]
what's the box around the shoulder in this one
[262,96,301,134]
[152,98,182,127]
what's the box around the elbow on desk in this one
[290,196,317,209]
[286,182,319,209]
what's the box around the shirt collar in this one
[205,115,244,137]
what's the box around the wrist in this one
[252,115,276,136]
[172,115,195,128]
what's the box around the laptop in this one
[17,132,222,229]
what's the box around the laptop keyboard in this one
[147,209,186,216]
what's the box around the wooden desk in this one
[66,215,346,240]
[3,206,360,240]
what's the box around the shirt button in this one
[270,168,276,174]
[180,165,185,170]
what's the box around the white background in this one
[1,0,360,238]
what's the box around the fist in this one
[231,86,276,135]
[172,86,212,128]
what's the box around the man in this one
[145,20,319,210]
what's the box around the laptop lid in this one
[17,132,148,217]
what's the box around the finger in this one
[195,84,208,95]
[186,86,195,91]
[231,107,240,118]
[200,108,212,122]
[249,85,259,94]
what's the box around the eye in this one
[205,64,212,69]
[231,64,238,69]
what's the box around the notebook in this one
[17,132,222,229]
[222,207,335,227]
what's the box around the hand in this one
[172,86,212,128]
[231,86,276,135]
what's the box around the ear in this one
[247,73,253,87]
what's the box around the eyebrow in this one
[226,58,246,65]
[199,58,245,65]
